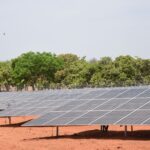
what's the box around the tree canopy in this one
[0,52,149,91]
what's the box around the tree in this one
[0,52,149,91]
[56,56,95,88]
[58,53,79,65]
[114,55,139,86]
[0,61,12,91]
[11,52,63,90]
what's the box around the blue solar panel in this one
[0,86,150,126]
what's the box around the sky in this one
[0,0,150,61]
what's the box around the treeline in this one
[0,51,150,91]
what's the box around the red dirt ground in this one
[0,117,150,150]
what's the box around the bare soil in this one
[0,117,150,150]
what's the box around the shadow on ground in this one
[24,129,150,141]
[0,119,32,127]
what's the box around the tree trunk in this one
[32,84,35,91]
[5,84,10,92]
[25,85,28,91]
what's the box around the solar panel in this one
[74,100,106,111]
[91,110,132,125]
[140,101,150,109]
[94,98,130,110]
[116,110,150,125]
[68,111,109,125]
[116,98,150,110]
[0,88,91,116]
[137,89,150,98]
[143,118,150,125]
[23,112,63,126]
[0,86,150,126]
[116,88,147,98]
[94,88,127,99]
[78,89,109,99]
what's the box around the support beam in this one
[124,125,127,137]
[56,126,59,137]
[100,125,102,132]
[8,117,11,125]
[100,125,109,132]
[51,127,54,137]
[104,125,109,132]
[101,125,104,132]
[131,125,133,132]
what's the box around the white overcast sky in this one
[0,0,150,61]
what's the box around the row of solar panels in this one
[0,86,149,116]
[0,86,150,126]
[1,97,150,117]
[23,110,150,126]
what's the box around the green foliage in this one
[0,61,12,91]
[11,52,63,90]
[58,54,79,66]
[0,52,149,91]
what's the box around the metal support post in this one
[124,125,127,137]
[100,125,102,131]
[131,125,133,132]
[56,126,59,137]
[8,117,11,125]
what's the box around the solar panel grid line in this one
[3,109,21,116]
[115,98,150,111]
[139,109,150,111]
[37,92,62,100]
[23,112,70,126]
[72,89,102,100]
[51,90,108,111]
[140,115,150,125]
[73,100,108,111]
[115,110,150,125]
[20,89,130,125]
[115,88,147,98]
[13,109,35,116]
[142,118,150,125]
[88,110,132,125]
[63,89,111,105]
[41,99,97,125]
[114,88,150,124]
[9,108,43,116]
[53,111,109,126]
[23,99,56,108]
[5,100,70,116]
[19,108,54,116]
[27,101,51,108]
[114,100,150,125]
[0,89,85,115]
[138,96,150,99]
[65,88,130,125]
[20,101,41,107]
[41,89,92,108]
[94,98,132,110]
[137,89,150,98]
[88,88,149,125]
[11,101,33,109]
[3,91,68,112]
[140,101,150,110]
[77,89,109,100]
[0,88,149,123]
[22,104,64,116]
[41,89,110,125]
[51,99,83,109]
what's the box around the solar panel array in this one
[0,86,150,126]
[0,89,88,116]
